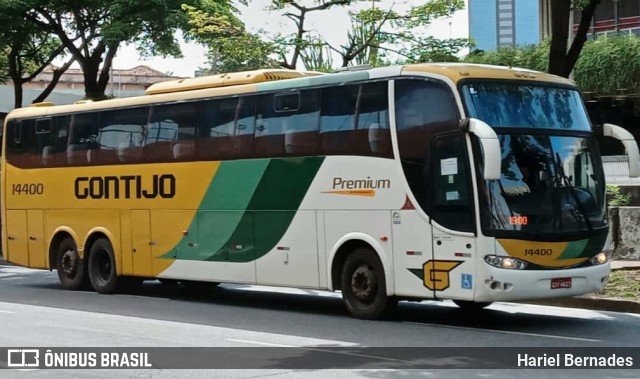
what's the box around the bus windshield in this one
[462,81,591,131]
[462,82,607,238]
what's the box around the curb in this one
[524,296,640,314]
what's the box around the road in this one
[0,264,639,378]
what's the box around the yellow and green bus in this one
[3,64,639,319]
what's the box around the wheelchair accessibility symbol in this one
[461,273,473,290]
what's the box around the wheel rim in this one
[350,264,377,304]
[95,249,112,284]
[60,249,77,278]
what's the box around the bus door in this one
[131,210,153,277]
[428,132,477,300]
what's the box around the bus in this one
[3,64,639,319]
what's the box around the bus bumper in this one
[473,262,610,302]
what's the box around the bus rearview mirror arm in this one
[460,118,501,180]
[602,123,640,178]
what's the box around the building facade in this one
[469,0,541,51]
[1,65,183,116]
[472,0,640,52]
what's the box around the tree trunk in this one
[82,57,103,100]
[32,58,76,104]
[548,0,601,78]
[548,0,571,77]
[96,44,119,97]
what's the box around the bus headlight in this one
[484,255,528,270]
[589,252,609,266]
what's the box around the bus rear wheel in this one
[340,248,396,320]
[56,237,87,290]
[88,238,121,294]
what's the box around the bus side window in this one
[255,92,310,158]
[357,81,391,158]
[148,103,196,162]
[320,85,358,155]
[234,96,256,159]
[67,113,99,166]
[6,119,37,168]
[98,108,147,165]
[34,119,54,167]
[395,78,461,214]
[283,90,319,156]
[199,98,236,160]
[430,133,475,233]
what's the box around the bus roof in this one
[5,63,576,121]
[401,63,575,85]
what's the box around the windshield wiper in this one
[553,152,593,232]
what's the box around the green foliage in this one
[299,38,335,72]
[606,185,632,206]
[200,31,280,74]
[183,2,279,74]
[463,40,550,72]
[0,0,227,99]
[597,269,640,299]
[574,35,640,94]
[335,0,472,68]
[0,46,9,84]
[463,35,640,97]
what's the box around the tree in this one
[280,0,470,69]
[548,0,601,77]
[19,0,228,100]
[182,3,277,74]
[0,1,77,108]
[305,0,472,68]
[268,0,352,70]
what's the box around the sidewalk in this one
[1,255,639,313]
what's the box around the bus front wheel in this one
[56,238,87,290]
[340,248,396,320]
[88,238,120,294]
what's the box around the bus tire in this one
[453,300,492,311]
[340,247,396,320]
[56,237,87,291]
[87,238,120,294]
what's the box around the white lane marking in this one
[402,321,600,342]
[225,339,296,347]
[0,310,15,314]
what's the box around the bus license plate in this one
[551,277,572,289]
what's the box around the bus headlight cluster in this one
[484,255,528,270]
[589,252,609,266]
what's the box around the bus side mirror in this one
[460,118,501,180]
[603,123,640,178]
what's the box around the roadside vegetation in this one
[596,269,640,300]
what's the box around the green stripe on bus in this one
[558,239,588,260]
[161,160,270,260]
[205,157,324,262]
[557,231,608,260]
[161,157,325,262]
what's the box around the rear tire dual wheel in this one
[56,238,88,290]
[340,248,396,320]
[88,238,140,294]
